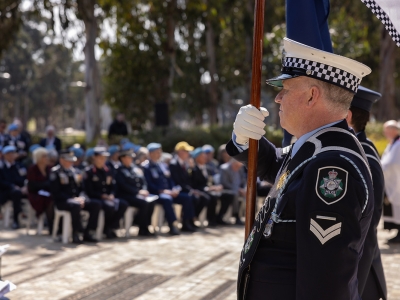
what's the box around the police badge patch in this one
[315,167,348,205]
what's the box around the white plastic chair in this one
[26,202,45,235]
[123,207,137,237]
[151,204,165,232]
[52,209,72,244]
[2,201,13,228]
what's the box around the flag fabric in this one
[361,0,400,47]
[283,0,333,147]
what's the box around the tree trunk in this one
[79,0,101,143]
[205,17,218,125]
[378,27,397,120]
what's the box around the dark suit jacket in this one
[39,137,62,152]
[169,158,192,193]
[190,165,208,191]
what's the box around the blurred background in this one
[0,0,399,152]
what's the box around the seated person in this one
[27,147,54,234]
[50,150,100,244]
[143,143,196,234]
[70,145,86,170]
[84,147,128,239]
[106,145,121,174]
[219,159,247,225]
[0,145,28,229]
[190,147,223,227]
[202,144,219,176]
[4,123,30,162]
[170,142,206,221]
[115,148,155,236]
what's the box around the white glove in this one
[233,105,269,145]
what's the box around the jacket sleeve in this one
[220,167,234,190]
[295,154,373,300]
[115,170,138,196]
[0,169,13,191]
[225,136,284,183]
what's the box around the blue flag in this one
[282,0,333,147]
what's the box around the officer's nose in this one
[275,90,283,104]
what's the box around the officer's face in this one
[195,153,207,165]
[60,158,74,169]
[121,155,133,167]
[274,77,312,137]
[177,150,190,161]
[149,149,162,162]
[4,152,16,163]
[93,155,107,167]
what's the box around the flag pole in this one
[245,0,266,240]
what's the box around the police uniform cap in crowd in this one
[85,148,95,158]
[93,146,110,157]
[202,144,214,154]
[69,146,85,159]
[59,149,77,162]
[29,144,40,153]
[8,124,18,132]
[175,141,194,152]
[2,145,16,154]
[108,145,120,156]
[123,142,141,152]
[191,147,204,159]
[119,149,136,158]
[147,143,162,152]
[266,38,371,93]
[350,86,381,113]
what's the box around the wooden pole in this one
[245,0,265,240]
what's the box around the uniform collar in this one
[291,120,344,158]
[356,130,367,141]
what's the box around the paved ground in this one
[1,222,400,300]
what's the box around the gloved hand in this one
[233,105,269,145]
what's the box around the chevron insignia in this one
[310,216,342,245]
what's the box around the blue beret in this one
[120,138,130,145]
[2,145,16,154]
[202,145,215,153]
[122,142,141,152]
[351,86,381,113]
[8,124,18,132]
[85,148,94,158]
[147,143,162,152]
[108,145,120,156]
[69,147,85,158]
[29,144,40,153]
[191,147,204,159]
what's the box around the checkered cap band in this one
[361,0,400,47]
[283,57,362,93]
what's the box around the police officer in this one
[4,123,30,162]
[189,147,222,227]
[142,143,196,234]
[346,87,387,300]
[228,38,374,299]
[106,145,121,174]
[70,146,86,171]
[84,147,128,239]
[170,142,207,223]
[0,145,27,229]
[115,148,155,236]
[50,150,100,244]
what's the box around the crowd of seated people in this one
[0,125,273,244]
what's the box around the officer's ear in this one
[306,85,321,107]
[345,110,353,125]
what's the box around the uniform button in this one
[135,178,140,182]
[136,184,140,187]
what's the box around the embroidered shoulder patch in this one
[315,166,348,205]
[309,212,343,245]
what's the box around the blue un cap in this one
[69,146,85,159]
[8,124,18,132]
[191,147,205,159]
[123,142,141,152]
[86,148,94,158]
[108,145,120,156]
[29,144,40,153]
[2,145,17,154]
[147,143,162,152]
[202,145,214,154]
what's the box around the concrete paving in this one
[0,222,399,300]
